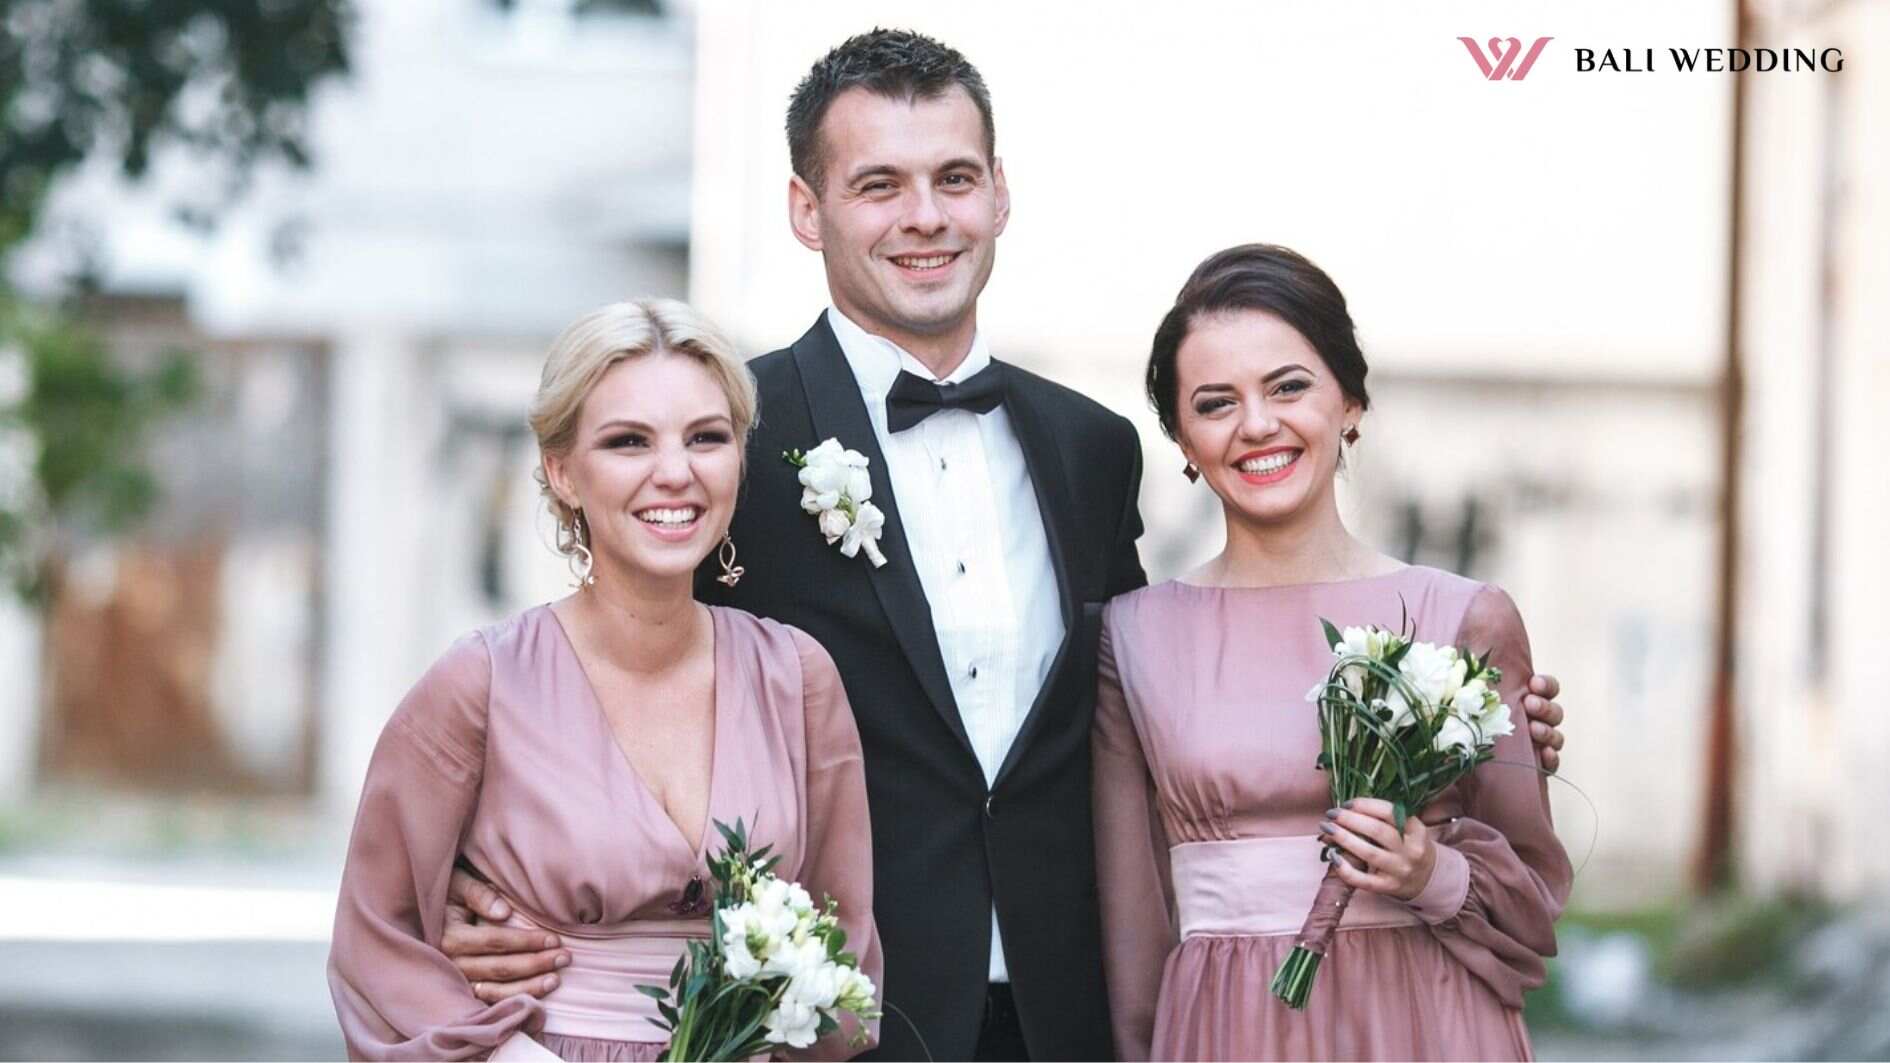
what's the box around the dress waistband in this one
[1170,835,1423,939]
[500,911,706,1043]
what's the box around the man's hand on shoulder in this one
[443,866,569,1003]
[1523,673,1566,775]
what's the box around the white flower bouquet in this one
[1268,612,1515,1010]
[638,819,879,1060]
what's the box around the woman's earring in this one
[1183,462,1201,483]
[716,533,744,587]
[1342,426,1361,446]
[569,510,597,588]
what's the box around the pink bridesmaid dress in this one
[1094,566,1571,1061]
[328,605,881,1061]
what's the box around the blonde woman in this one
[327,300,881,1061]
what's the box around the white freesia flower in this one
[798,456,846,505]
[800,438,849,469]
[835,965,877,1013]
[1442,656,1469,702]
[1382,688,1421,730]
[1365,695,1402,730]
[845,465,872,505]
[784,955,845,1010]
[1450,679,1491,722]
[763,935,828,981]
[1479,701,1516,742]
[817,507,853,543]
[784,882,815,915]
[841,502,887,566]
[751,878,811,936]
[720,903,765,979]
[1339,662,1367,698]
[799,441,873,496]
[1433,714,1480,755]
[1337,626,1379,661]
[764,1000,822,1049]
[1399,642,1460,705]
[801,484,837,515]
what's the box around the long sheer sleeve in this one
[1406,584,1574,1008]
[328,633,547,1060]
[1091,612,1177,1062]
[788,629,883,1061]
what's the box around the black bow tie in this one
[885,364,1007,433]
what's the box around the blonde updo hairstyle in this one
[529,298,757,560]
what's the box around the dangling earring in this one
[1183,462,1201,483]
[1342,425,1361,446]
[716,533,744,587]
[569,510,596,588]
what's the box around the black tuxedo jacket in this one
[697,314,1147,1060]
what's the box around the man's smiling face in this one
[791,85,1008,359]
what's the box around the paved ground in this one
[0,852,345,1061]
[0,935,1797,1062]
[0,942,340,1060]
[2,854,1883,1061]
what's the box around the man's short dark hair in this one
[786,28,996,196]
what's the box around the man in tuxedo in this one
[440,29,1568,1061]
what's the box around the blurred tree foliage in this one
[0,1,354,602]
[0,297,199,599]
[1,0,353,250]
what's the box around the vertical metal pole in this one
[1695,0,1751,895]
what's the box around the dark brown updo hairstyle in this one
[1146,243,1371,441]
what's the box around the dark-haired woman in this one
[1093,246,1570,1061]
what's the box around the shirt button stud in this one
[969,665,979,679]
[956,561,967,575]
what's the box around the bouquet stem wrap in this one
[1269,864,1354,1008]
[1295,863,1357,955]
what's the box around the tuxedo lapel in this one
[788,315,974,757]
[992,370,1081,787]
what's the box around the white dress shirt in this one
[826,307,1065,983]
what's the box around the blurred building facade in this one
[1736,0,1890,900]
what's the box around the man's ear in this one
[991,157,1010,238]
[788,175,823,251]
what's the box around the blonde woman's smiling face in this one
[544,352,743,583]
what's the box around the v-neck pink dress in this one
[1093,567,1571,1061]
[328,605,881,1061]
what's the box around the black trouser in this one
[973,982,1030,1062]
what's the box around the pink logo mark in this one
[1459,36,1554,81]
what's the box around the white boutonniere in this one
[783,438,887,568]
